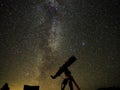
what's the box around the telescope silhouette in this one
[51,56,77,79]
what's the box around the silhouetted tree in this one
[1,83,9,90]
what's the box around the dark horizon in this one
[1,83,120,90]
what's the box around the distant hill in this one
[97,87,120,90]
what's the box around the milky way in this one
[0,0,120,90]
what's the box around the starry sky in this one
[0,0,120,90]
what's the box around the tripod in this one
[61,68,80,90]
[51,68,80,90]
[51,56,80,90]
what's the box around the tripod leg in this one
[69,80,73,90]
[61,79,68,90]
[71,76,80,90]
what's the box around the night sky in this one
[0,0,120,90]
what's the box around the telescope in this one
[51,56,77,79]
